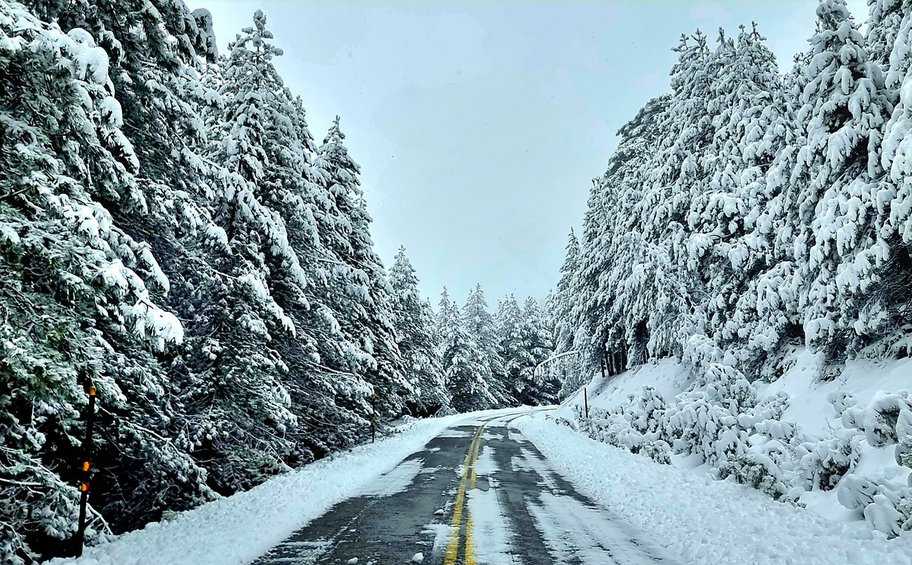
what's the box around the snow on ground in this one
[554,357,690,421]
[554,349,912,533]
[761,349,912,439]
[516,413,912,565]
[50,412,491,565]
[360,458,424,497]
[437,429,473,438]
[512,447,559,490]
[528,492,666,565]
[467,443,513,565]
[474,446,498,476]
[467,487,513,565]
[421,522,452,558]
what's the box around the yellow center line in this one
[443,425,485,565]
[464,427,484,565]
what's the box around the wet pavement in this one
[251,411,676,565]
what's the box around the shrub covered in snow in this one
[571,359,912,537]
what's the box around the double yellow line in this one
[443,425,486,565]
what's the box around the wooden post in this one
[583,387,589,419]
[74,384,96,557]
[370,391,377,443]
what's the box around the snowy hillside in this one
[517,413,912,565]
[545,0,912,545]
[555,351,912,537]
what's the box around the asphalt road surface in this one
[252,411,676,565]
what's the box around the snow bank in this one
[556,350,912,537]
[50,413,476,565]
[516,413,912,565]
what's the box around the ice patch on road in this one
[475,446,498,476]
[529,492,670,564]
[418,465,442,475]
[360,458,423,497]
[483,430,502,441]
[467,485,515,565]
[437,429,472,438]
[260,539,329,565]
[421,523,454,561]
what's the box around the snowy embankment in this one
[50,412,480,565]
[551,350,912,539]
[516,413,912,565]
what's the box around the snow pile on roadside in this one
[554,347,912,537]
[49,413,473,565]
[516,413,912,565]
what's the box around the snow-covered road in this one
[54,409,912,565]
[252,410,673,565]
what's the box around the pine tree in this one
[876,0,912,357]
[551,230,586,397]
[790,0,892,360]
[688,24,801,377]
[189,9,316,492]
[316,117,410,418]
[573,95,671,373]
[520,297,558,405]
[866,0,909,71]
[0,5,203,559]
[463,284,513,407]
[437,288,493,412]
[389,248,449,415]
[496,294,532,403]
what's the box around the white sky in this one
[193,0,868,303]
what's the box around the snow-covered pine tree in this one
[639,30,714,236]
[316,117,413,417]
[572,95,671,373]
[0,4,204,560]
[463,284,514,407]
[277,93,379,459]
[191,10,317,492]
[202,10,366,464]
[550,230,586,397]
[496,294,536,404]
[315,117,410,419]
[600,32,714,365]
[876,0,912,357]
[790,0,893,361]
[519,297,558,405]
[866,0,909,72]
[389,247,449,415]
[686,24,802,377]
[437,288,494,412]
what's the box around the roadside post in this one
[74,384,96,557]
[583,387,589,419]
[371,391,377,443]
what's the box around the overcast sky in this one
[192,0,867,305]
